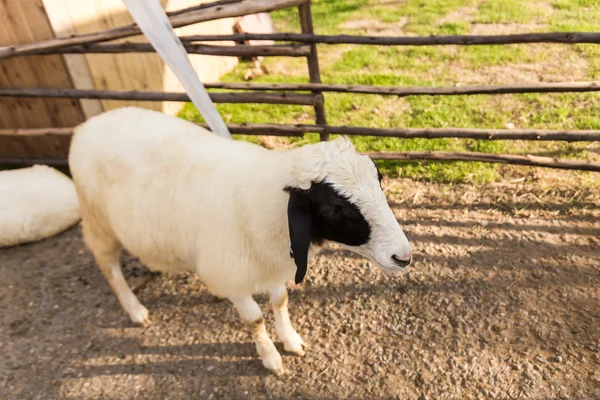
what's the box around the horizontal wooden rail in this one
[323,126,600,141]
[181,32,600,46]
[2,151,598,172]
[0,158,69,169]
[202,123,600,142]
[0,0,306,60]
[200,81,600,96]
[0,88,318,106]
[4,31,600,61]
[3,123,600,142]
[166,0,242,17]
[0,128,74,136]
[365,151,600,172]
[4,81,600,107]
[39,43,312,58]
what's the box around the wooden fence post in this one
[298,2,328,141]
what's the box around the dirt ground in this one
[1,175,599,400]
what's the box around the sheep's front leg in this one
[82,223,150,325]
[270,286,306,356]
[230,296,284,376]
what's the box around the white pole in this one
[121,0,232,139]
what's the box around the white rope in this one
[121,0,232,139]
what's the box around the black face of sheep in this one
[288,182,372,245]
[286,181,373,283]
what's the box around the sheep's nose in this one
[392,254,412,268]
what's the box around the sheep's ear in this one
[286,188,312,284]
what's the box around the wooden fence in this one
[1,0,600,172]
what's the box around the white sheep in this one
[68,106,412,375]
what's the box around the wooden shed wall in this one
[0,0,86,159]
[42,0,239,116]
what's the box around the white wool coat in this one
[69,107,319,298]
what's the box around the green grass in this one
[476,0,549,24]
[362,0,477,34]
[461,45,533,67]
[270,0,368,34]
[179,0,600,183]
[552,0,600,11]
[549,1,600,78]
[330,46,457,78]
[438,21,471,35]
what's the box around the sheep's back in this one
[69,107,295,295]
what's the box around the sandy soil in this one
[1,177,599,400]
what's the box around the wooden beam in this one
[324,126,600,142]
[0,88,319,106]
[4,123,600,142]
[0,0,307,60]
[0,158,69,169]
[166,0,242,17]
[181,32,600,46]
[0,127,73,136]
[3,151,598,172]
[196,81,600,96]
[365,151,600,172]
[38,43,312,58]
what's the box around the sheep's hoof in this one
[128,305,151,326]
[262,352,285,376]
[283,332,306,356]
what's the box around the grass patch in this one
[512,93,600,130]
[552,0,600,11]
[438,21,472,35]
[549,0,600,31]
[549,2,600,78]
[484,92,600,162]
[362,0,477,34]
[270,0,368,33]
[476,0,549,24]
[330,46,457,78]
[461,45,533,67]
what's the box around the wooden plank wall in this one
[42,0,104,120]
[46,0,239,115]
[0,0,85,159]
